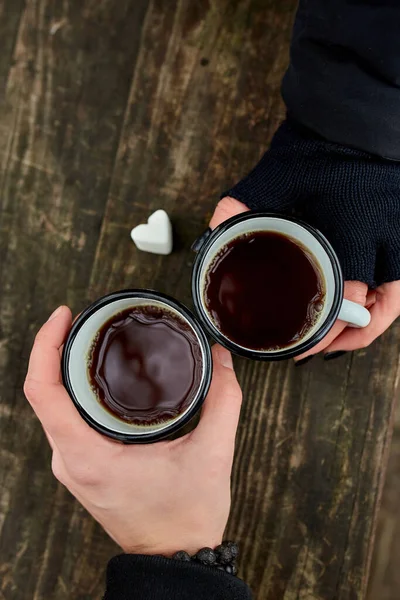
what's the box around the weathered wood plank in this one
[230,329,400,599]
[0,0,26,93]
[0,1,398,599]
[367,386,400,600]
[0,1,150,598]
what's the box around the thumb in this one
[209,197,249,229]
[191,344,243,459]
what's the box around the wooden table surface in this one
[1,1,399,599]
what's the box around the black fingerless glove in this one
[224,120,400,288]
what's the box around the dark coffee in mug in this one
[88,305,203,424]
[204,231,325,351]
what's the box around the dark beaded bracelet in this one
[172,541,239,576]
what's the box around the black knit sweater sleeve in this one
[104,555,252,600]
[224,120,400,288]
[223,0,400,288]
[282,0,400,160]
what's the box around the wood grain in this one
[367,388,400,600]
[0,1,398,599]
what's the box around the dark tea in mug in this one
[204,231,325,351]
[88,305,203,425]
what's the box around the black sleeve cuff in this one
[282,0,400,160]
[223,119,400,288]
[104,554,253,600]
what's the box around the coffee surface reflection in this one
[88,306,203,424]
[204,231,325,350]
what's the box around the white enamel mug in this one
[191,213,371,361]
[61,290,212,443]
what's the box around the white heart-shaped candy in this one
[130,209,173,255]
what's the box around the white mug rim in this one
[61,290,213,443]
[191,212,344,361]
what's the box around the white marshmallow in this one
[130,209,173,255]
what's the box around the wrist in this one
[122,535,223,558]
[123,540,240,576]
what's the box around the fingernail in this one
[324,351,347,361]
[294,355,314,367]
[47,306,63,322]
[191,228,212,252]
[217,346,233,369]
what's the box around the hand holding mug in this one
[24,306,243,556]
[208,197,400,357]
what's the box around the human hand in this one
[24,306,243,556]
[295,279,400,360]
[209,197,400,357]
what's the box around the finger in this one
[324,280,400,352]
[365,290,377,309]
[294,320,347,362]
[44,428,55,451]
[209,197,249,229]
[72,311,82,325]
[25,371,100,453]
[191,344,242,458]
[24,307,98,450]
[58,314,81,359]
[26,306,72,385]
[294,281,368,361]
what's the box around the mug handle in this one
[338,299,371,328]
